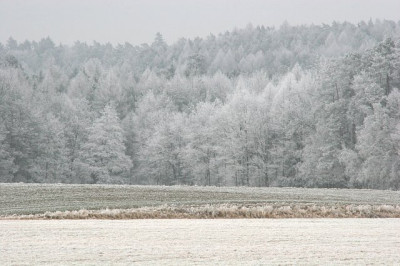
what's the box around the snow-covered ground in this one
[1,219,399,265]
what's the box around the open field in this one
[2,184,400,264]
[1,219,400,265]
[1,183,400,218]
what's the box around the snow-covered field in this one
[1,219,399,265]
[1,184,399,264]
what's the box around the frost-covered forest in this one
[2,20,400,189]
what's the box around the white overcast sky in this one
[1,0,400,46]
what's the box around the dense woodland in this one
[1,20,400,189]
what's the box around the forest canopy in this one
[1,20,400,189]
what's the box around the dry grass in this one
[2,203,400,219]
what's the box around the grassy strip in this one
[2,183,400,216]
[2,204,400,219]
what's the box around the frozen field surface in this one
[1,219,399,265]
[1,184,400,218]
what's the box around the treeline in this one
[1,21,400,189]
[4,20,400,78]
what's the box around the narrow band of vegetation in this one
[2,204,400,220]
[2,184,399,219]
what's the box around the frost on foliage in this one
[81,104,132,184]
[356,103,400,189]
[2,28,400,189]
[0,124,16,182]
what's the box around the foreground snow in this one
[1,219,399,265]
